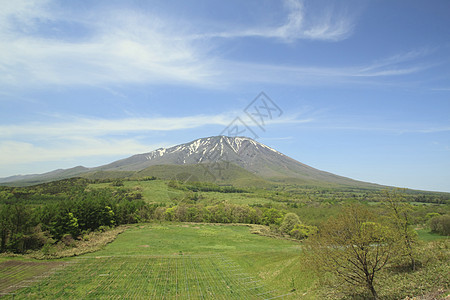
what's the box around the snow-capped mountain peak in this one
[1,135,374,187]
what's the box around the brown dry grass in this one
[27,225,128,259]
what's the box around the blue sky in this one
[0,0,449,192]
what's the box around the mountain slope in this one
[1,136,379,188]
[0,166,89,186]
[93,136,376,187]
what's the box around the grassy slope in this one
[2,177,449,298]
[2,221,448,299]
[417,228,449,242]
[9,224,313,299]
[97,224,315,298]
[89,179,278,207]
[0,260,66,296]
[2,158,381,189]
[87,179,449,226]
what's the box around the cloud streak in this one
[0,0,436,90]
[0,111,311,173]
[0,1,217,88]
[220,51,433,87]
[0,0,365,90]
[0,115,231,139]
[0,138,162,165]
[192,0,356,42]
[0,112,310,139]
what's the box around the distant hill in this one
[0,136,380,188]
[0,166,89,186]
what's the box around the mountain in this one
[0,166,90,186]
[0,136,379,188]
[91,136,373,187]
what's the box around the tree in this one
[306,205,397,299]
[429,214,450,236]
[290,223,317,240]
[0,205,12,252]
[262,208,283,225]
[164,207,175,221]
[382,190,418,270]
[279,213,300,234]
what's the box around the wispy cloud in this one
[0,0,436,90]
[0,0,362,90]
[0,138,164,165]
[0,112,311,139]
[192,0,356,42]
[0,111,311,171]
[219,51,433,87]
[431,87,450,91]
[0,1,217,88]
[298,122,450,135]
[0,115,230,139]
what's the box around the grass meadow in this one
[4,224,312,299]
[1,180,447,299]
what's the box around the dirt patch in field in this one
[0,260,67,295]
[138,245,150,248]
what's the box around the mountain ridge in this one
[1,136,379,188]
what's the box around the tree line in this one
[0,187,148,253]
[0,178,317,254]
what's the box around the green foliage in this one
[1,177,448,260]
[278,212,318,240]
[111,180,124,187]
[168,180,247,194]
[1,177,296,254]
[306,204,398,299]
[262,208,283,225]
[0,181,148,253]
[429,214,450,236]
[279,213,300,234]
[164,207,175,221]
[382,190,419,270]
[290,223,318,240]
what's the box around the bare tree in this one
[382,189,417,270]
[306,205,397,299]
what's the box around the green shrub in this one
[280,213,300,234]
[290,224,318,240]
[429,214,450,236]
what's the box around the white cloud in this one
[0,111,311,140]
[0,114,231,139]
[0,0,361,90]
[0,0,432,90]
[0,0,54,33]
[192,0,356,42]
[0,138,163,166]
[0,111,312,174]
[431,87,450,91]
[0,1,217,88]
[218,52,432,87]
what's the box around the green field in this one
[4,224,311,299]
[1,178,449,299]
[0,260,68,297]
[416,228,449,242]
[1,224,448,299]
[88,180,276,207]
